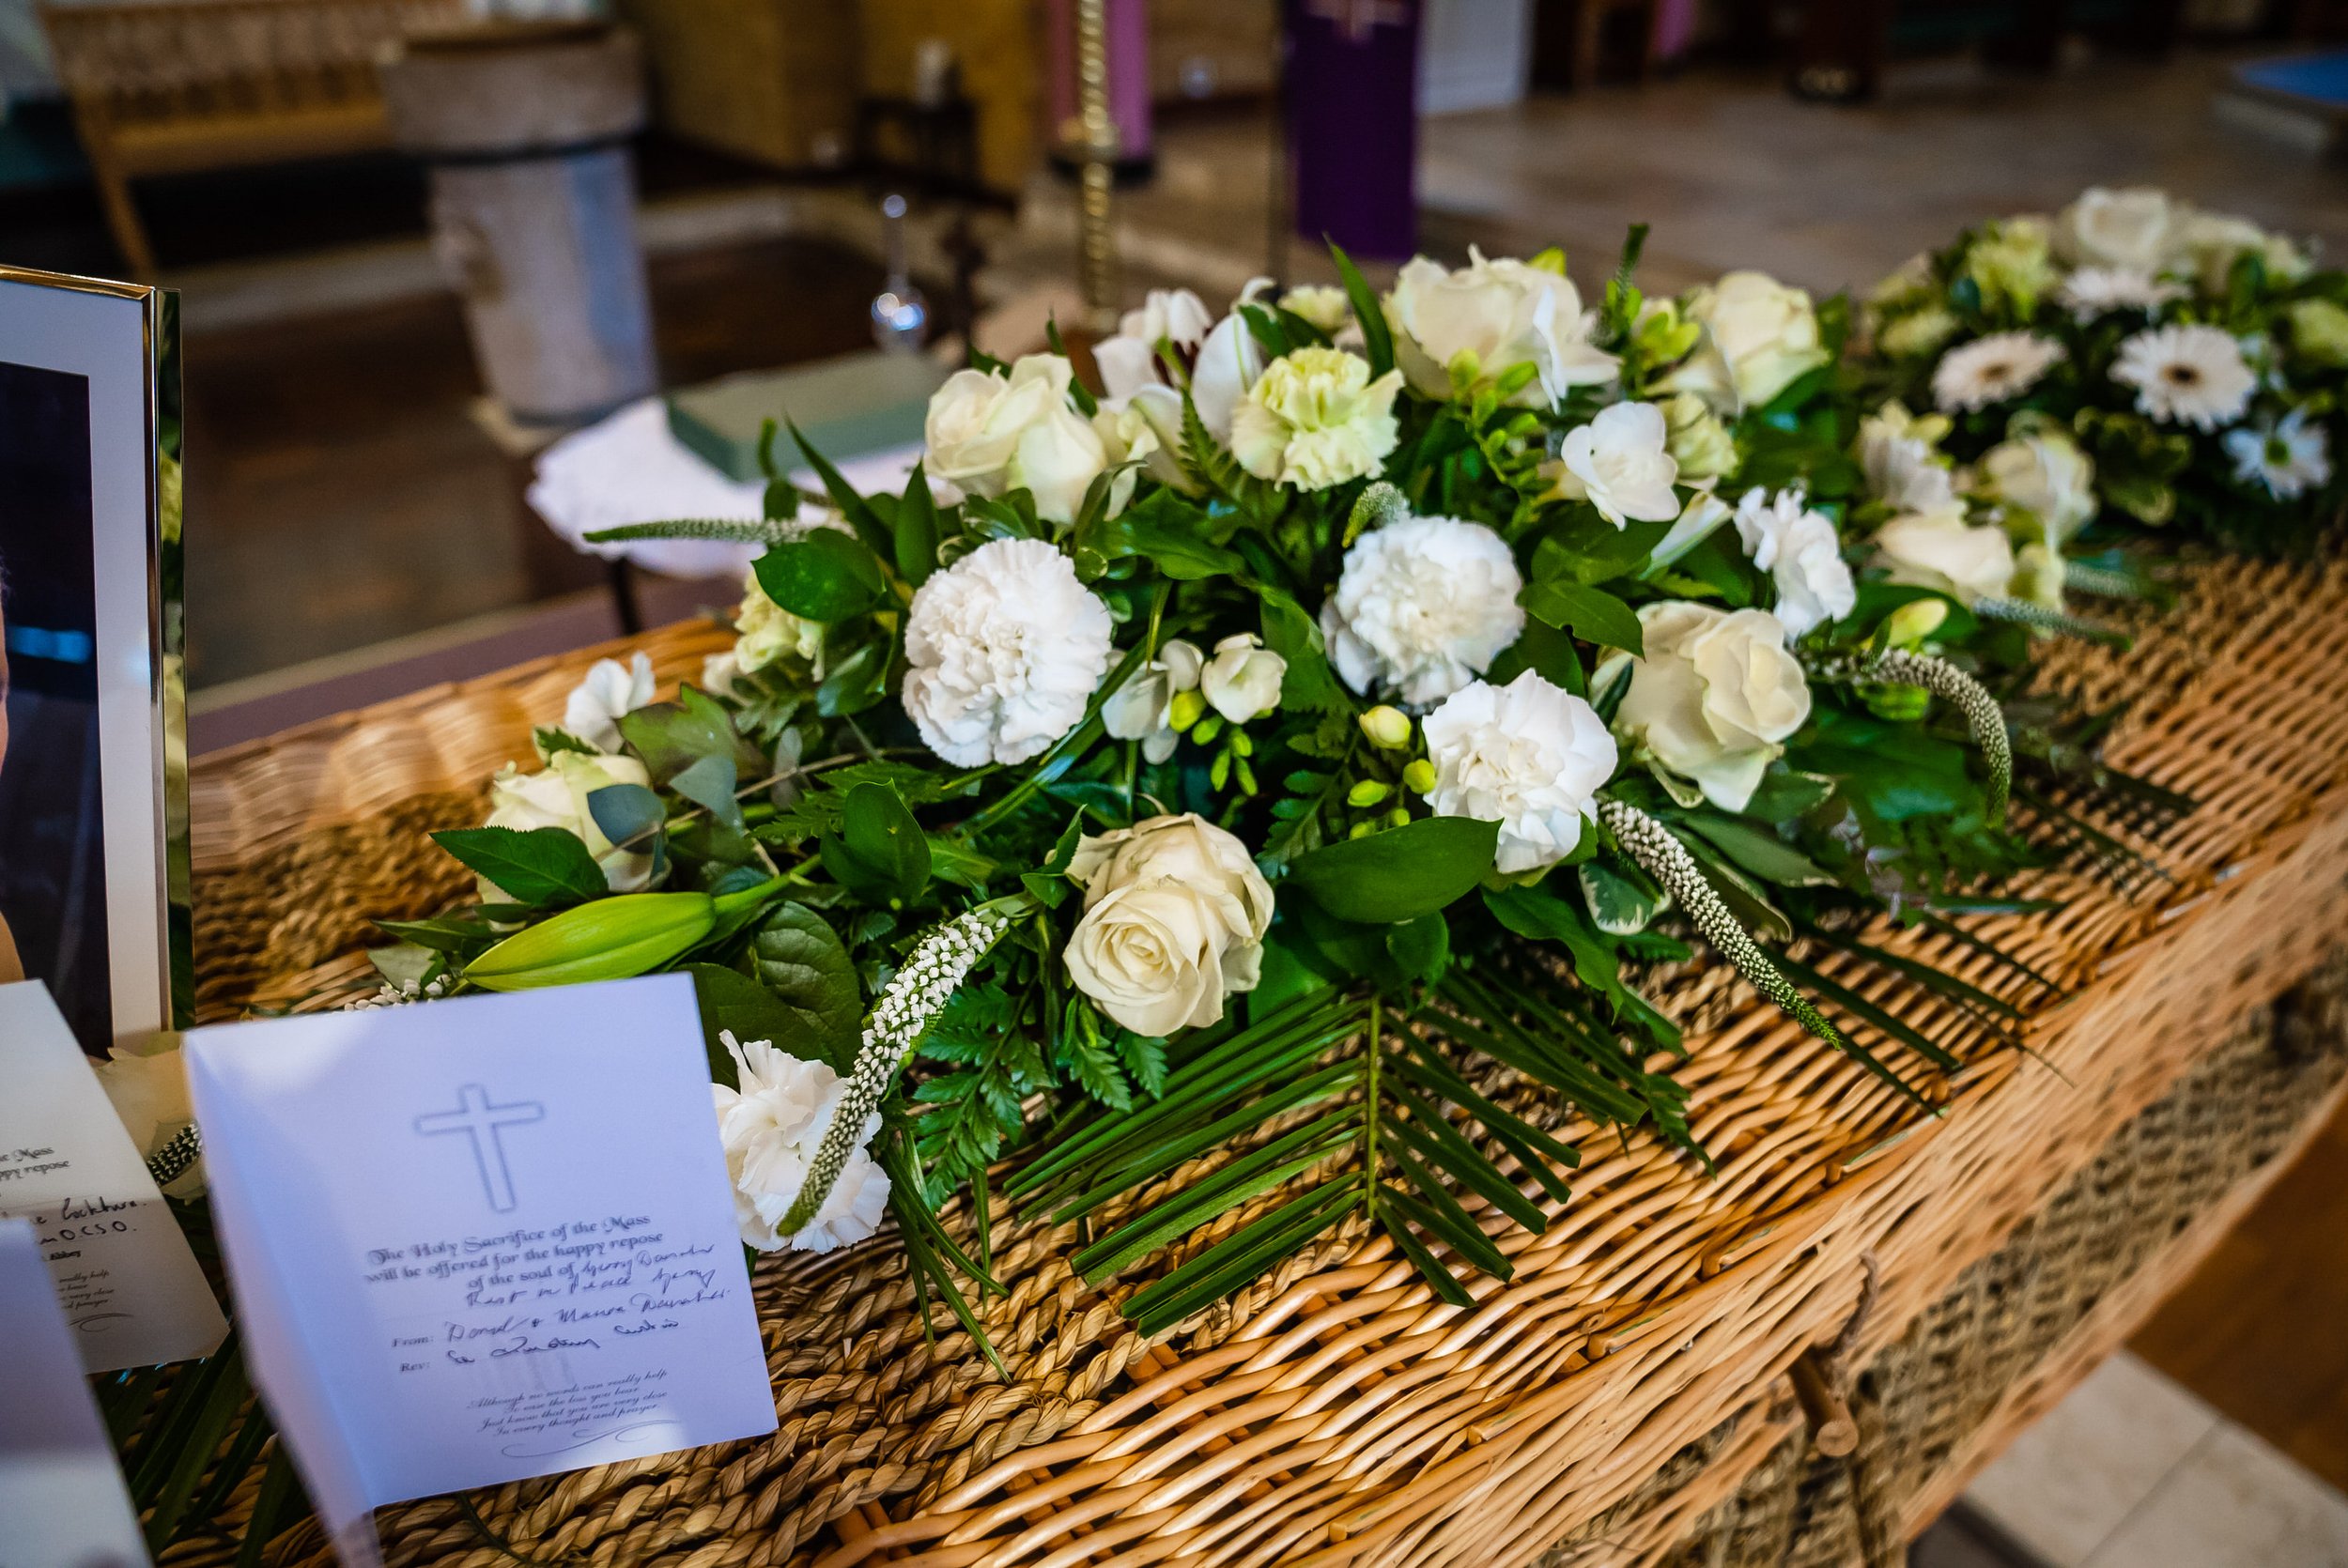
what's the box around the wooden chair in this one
[38,0,469,276]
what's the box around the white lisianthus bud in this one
[481,750,658,896]
[1546,401,1682,527]
[1421,670,1617,874]
[1599,603,1811,813]
[1103,638,1204,763]
[1730,487,1855,638]
[561,652,654,753]
[1064,814,1275,1037]
[1385,247,1619,406]
[1198,632,1288,724]
[903,538,1115,765]
[1229,346,1404,491]
[1321,515,1525,707]
[1978,430,2097,543]
[1672,270,1831,410]
[1871,511,2017,607]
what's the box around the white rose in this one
[482,749,658,896]
[1547,401,1682,527]
[903,538,1114,766]
[1064,814,1275,1037]
[1387,248,1618,405]
[561,652,655,753]
[1601,603,1812,812]
[924,354,1110,522]
[1198,632,1288,724]
[1871,511,2016,606]
[1422,670,1617,874]
[1229,346,1403,491]
[2052,187,2180,273]
[1854,402,1957,514]
[1676,271,1831,410]
[1978,430,2096,543]
[2176,210,2309,297]
[1731,488,1856,638]
[711,1031,889,1253]
[1321,515,1526,706]
[1102,638,1203,763]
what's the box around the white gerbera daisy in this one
[2055,267,2184,324]
[2110,324,2256,431]
[2223,408,2333,499]
[1931,332,2063,414]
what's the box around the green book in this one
[666,350,950,482]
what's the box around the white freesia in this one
[481,749,657,896]
[1198,632,1288,723]
[1932,332,2063,413]
[2109,324,2256,431]
[1731,487,1855,637]
[1649,489,1734,572]
[902,538,1115,766]
[1092,287,1215,406]
[1600,603,1812,812]
[1229,346,1403,490]
[1855,402,1958,514]
[922,354,1111,524]
[1386,248,1617,404]
[1064,814,1275,1036]
[1871,511,2017,606]
[2224,408,2333,499]
[2052,187,2182,273]
[1102,638,1204,763]
[1188,311,1267,442]
[1979,429,2097,542]
[1321,515,1525,706]
[1422,670,1617,873]
[560,652,654,753]
[95,1039,202,1198]
[1548,402,1682,527]
[712,1031,889,1253]
[1676,270,1831,410]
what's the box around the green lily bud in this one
[1347,779,1393,808]
[1402,759,1438,794]
[467,877,780,992]
[1359,705,1412,749]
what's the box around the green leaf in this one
[783,414,893,557]
[1385,913,1451,984]
[669,753,745,831]
[618,688,755,785]
[895,461,940,586]
[685,962,808,1086]
[1521,580,1643,654]
[1485,616,1587,696]
[1287,816,1500,924]
[373,914,498,954]
[586,782,667,849]
[740,902,862,1070]
[1679,814,1836,887]
[430,826,605,906]
[1261,590,1352,715]
[822,781,930,906]
[1329,240,1396,377]
[1578,859,1664,934]
[753,529,886,623]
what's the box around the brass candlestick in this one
[1073,0,1120,334]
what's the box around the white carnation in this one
[903,538,1114,766]
[1320,515,1526,707]
[711,1031,889,1253]
[561,652,654,752]
[1731,488,1855,637]
[1422,670,1617,874]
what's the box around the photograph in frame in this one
[0,266,187,1054]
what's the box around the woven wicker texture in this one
[1535,954,2348,1567]
[176,555,2348,1568]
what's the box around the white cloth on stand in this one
[527,398,931,580]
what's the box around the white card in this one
[0,1217,152,1568]
[185,976,777,1558]
[0,981,226,1373]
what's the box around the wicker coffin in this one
[175,553,2348,1568]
